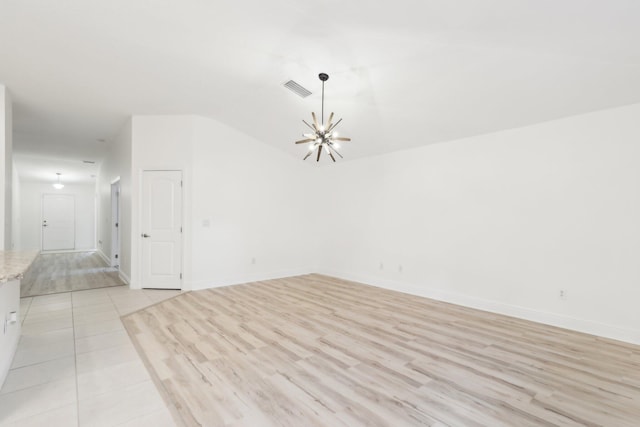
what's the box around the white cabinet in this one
[0,278,21,387]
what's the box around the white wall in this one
[190,116,317,289]
[129,115,318,290]
[11,161,20,250]
[317,103,640,344]
[97,119,132,282]
[0,85,12,249]
[20,182,96,251]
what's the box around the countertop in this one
[0,250,39,283]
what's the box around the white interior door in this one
[141,170,182,289]
[42,194,75,251]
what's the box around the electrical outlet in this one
[559,290,567,299]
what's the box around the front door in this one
[141,170,182,289]
[42,194,75,251]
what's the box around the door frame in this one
[41,193,76,252]
[138,169,184,290]
[110,178,121,269]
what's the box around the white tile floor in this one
[0,286,182,426]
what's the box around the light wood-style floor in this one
[20,252,125,298]
[123,274,640,427]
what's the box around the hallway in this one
[20,252,124,298]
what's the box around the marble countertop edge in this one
[0,250,39,283]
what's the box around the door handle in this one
[142,233,150,238]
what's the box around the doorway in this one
[140,170,183,289]
[111,179,121,268]
[42,194,75,251]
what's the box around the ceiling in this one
[2,0,640,178]
[14,154,98,185]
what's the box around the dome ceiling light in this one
[53,172,64,189]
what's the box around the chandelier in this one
[295,73,351,162]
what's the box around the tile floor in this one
[0,286,183,426]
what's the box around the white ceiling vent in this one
[284,80,312,98]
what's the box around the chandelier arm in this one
[327,118,342,132]
[311,112,320,130]
[327,143,343,159]
[302,120,316,132]
[326,112,334,130]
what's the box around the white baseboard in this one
[96,249,111,265]
[118,270,131,285]
[98,250,129,287]
[41,248,97,255]
[318,269,640,346]
[189,267,315,291]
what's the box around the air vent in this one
[284,80,312,98]
[83,160,95,164]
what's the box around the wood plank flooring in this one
[122,274,640,427]
[21,252,125,297]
